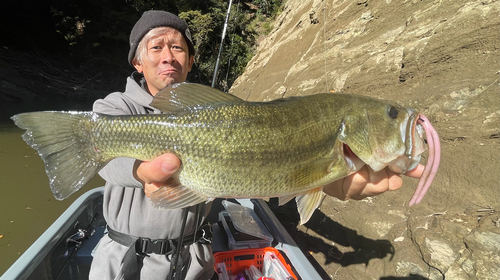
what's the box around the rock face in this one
[231,0,499,279]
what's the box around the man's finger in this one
[136,154,180,184]
[405,164,425,178]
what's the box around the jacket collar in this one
[123,72,160,113]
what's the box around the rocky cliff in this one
[230,0,500,279]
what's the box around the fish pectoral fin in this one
[296,187,325,225]
[278,194,296,206]
[149,185,208,209]
[151,83,244,113]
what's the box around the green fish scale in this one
[87,93,399,198]
[170,98,340,197]
[92,114,177,161]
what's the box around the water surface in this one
[0,121,104,275]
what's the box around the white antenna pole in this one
[212,0,233,88]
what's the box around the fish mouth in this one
[387,111,425,174]
[343,143,365,172]
[408,114,441,206]
[404,112,422,160]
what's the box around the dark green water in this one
[0,121,104,275]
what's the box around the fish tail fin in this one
[12,111,103,200]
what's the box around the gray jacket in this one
[89,73,214,280]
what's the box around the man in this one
[89,11,213,280]
[89,10,424,280]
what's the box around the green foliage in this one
[252,0,283,17]
[48,0,283,90]
[178,10,215,62]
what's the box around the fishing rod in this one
[224,0,240,93]
[211,0,233,88]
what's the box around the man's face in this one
[133,28,194,96]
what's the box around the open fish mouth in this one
[348,109,440,207]
[408,114,441,206]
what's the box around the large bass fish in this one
[12,83,440,224]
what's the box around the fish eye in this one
[388,106,399,119]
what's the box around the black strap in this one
[106,224,212,280]
[107,226,144,280]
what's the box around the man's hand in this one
[323,164,425,201]
[133,154,181,197]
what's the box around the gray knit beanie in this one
[128,10,195,65]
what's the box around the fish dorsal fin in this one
[296,187,325,225]
[151,83,244,112]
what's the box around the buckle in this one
[195,223,212,245]
[136,238,172,255]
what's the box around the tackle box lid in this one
[221,200,273,241]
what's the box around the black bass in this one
[12,83,440,224]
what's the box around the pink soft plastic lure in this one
[408,114,441,206]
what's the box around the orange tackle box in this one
[213,247,297,279]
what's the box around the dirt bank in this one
[231,0,499,279]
